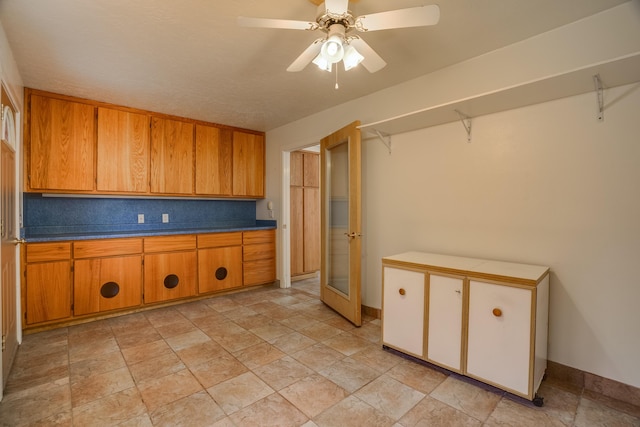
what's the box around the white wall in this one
[264,2,640,388]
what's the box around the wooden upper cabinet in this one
[97,107,150,193]
[28,94,95,191]
[290,151,303,187]
[150,117,194,194]
[195,125,232,196]
[232,131,265,198]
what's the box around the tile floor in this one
[1,278,639,426]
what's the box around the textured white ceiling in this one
[0,0,629,131]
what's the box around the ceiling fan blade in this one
[355,5,440,32]
[238,16,316,31]
[349,37,386,73]
[325,0,349,15]
[287,39,324,72]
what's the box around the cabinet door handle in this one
[398,288,406,296]
[492,308,503,317]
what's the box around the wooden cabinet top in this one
[383,251,549,286]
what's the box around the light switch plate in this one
[138,214,144,224]
[162,213,169,223]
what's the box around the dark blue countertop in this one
[23,221,277,242]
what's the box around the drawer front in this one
[144,235,196,252]
[198,246,243,293]
[243,229,275,245]
[74,238,143,258]
[26,242,71,262]
[466,280,532,395]
[74,255,142,315]
[197,232,242,249]
[382,267,425,357]
[243,258,276,286]
[243,242,275,261]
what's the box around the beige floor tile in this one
[154,318,200,339]
[253,356,315,391]
[250,322,294,342]
[164,329,211,351]
[229,393,309,427]
[5,349,69,393]
[150,390,226,426]
[271,331,317,355]
[114,326,164,350]
[137,369,203,412]
[174,300,218,320]
[205,296,243,313]
[109,312,153,335]
[229,312,276,330]
[175,339,229,368]
[280,373,348,418]
[144,306,186,328]
[279,314,320,331]
[313,395,395,427]
[69,350,126,383]
[292,343,345,372]
[485,398,568,427]
[430,376,503,422]
[68,335,120,364]
[350,322,382,343]
[207,371,274,415]
[300,322,343,342]
[120,339,173,365]
[320,357,380,393]
[323,332,373,356]
[70,366,135,407]
[399,395,482,426]
[574,396,640,427]
[355,374,426,420]
[350,344,402,374]
[71,387,147,426]
[189,353,248,388]
[128,352,186,384]
[386,359,448,394]
[233,341,286,369]
[0,377,71,426]
[211,329,265,353]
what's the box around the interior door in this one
[1,85,19,389]
[320,121,362,326]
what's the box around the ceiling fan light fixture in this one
[320,35,344,64]
[343,44,364,70]
[312,53,332,72]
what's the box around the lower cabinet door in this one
[74,255,142,315]
[466,280,532,396]
[382,267,425,357]
[26,261,71,324]
[198,246,243,293]
[427,273,464,372]
[144,251,197,303]
[243,258,276,286]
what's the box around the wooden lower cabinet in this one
[243,229,276,286]
[24,242,72,325]
[23,229,276,328]
[144,251,197,304]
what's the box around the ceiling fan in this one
[238,0,440,74]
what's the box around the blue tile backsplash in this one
[23,194,276,241]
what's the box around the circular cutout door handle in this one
[164,274,180,289]
[100,281,120,298]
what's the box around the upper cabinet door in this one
[150,117,194,194]
[97,107,150,193]
[29,95,96,191]
[195,124,232,196]
[232,131,265,198]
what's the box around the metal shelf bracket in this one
[365,129,391,154]
[455,109,472,143]
[593,74,604,122]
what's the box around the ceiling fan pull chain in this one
[335,66,339,90]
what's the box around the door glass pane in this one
[326,140,349,295]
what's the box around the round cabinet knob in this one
[164,274,180,289]
[492,308,503,317]
[399,288,406,296]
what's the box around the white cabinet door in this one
[466,280,532,395]
[382,267,425,357]
[427,274,463,372]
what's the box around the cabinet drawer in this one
[74,238,143,258]
[26,242,71,262]
[197,232,242,249]
[243,258,276,286]
[144,235,196,252]
[243,242,275,261]
[243,229,274,245]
